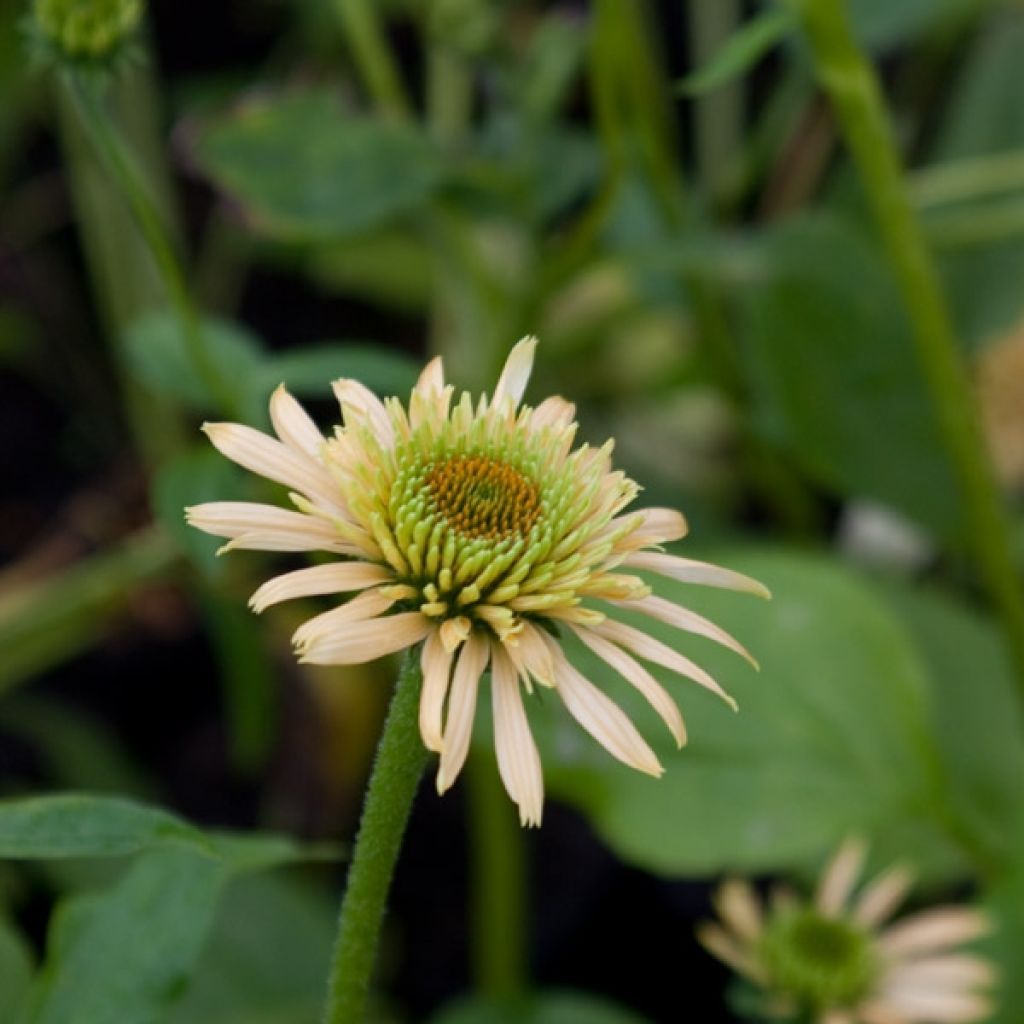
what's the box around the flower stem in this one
[467,753,527,1000]
[323,649,428,1024]
[61,69,241,420]
[786,0,1024,686]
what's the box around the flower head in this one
[699,839,996,1023]
[29,0,143,67]
[187,338,766,826]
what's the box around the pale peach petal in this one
[297,611,431,665]
[416,355,445,394]
[543,634,662,777]
[878,908,991,959]
[570,624,686,747]
[505,620,556,688]
[591,617,738,711]
[419,629,453,753]
[269,384,325,460]
[187,502,355,554]
[882,954,996,989]
[853,864,914,927]
[624,551,771,598]
[249,561,392,612]
[437,632,490,793]
[696,923,766,984]
[219,530,355,554]
[292,588,399,649]
[713,879,764,942]
[816,837,866,916]
[863,989,993,1022]
[333,378,395,449]
[201,422,343,513]
[530,395,575,431]
[856,1006,904,1024]
[622,507,689,548]
[492,642,544,827]
[609,594,757,667]
[439,615,472,654]
[820,1012,854,1024]
[492,335,537,410]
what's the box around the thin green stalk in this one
[427,46,472,147]
[466,753,527,1000]
[331,0,411,121]
[62,70,240,420]
[787,0,1024,685]
[323,649,428,1024]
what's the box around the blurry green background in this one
[2,0,1024,1021]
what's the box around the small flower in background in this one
[187,338,767,826]
[699,839,995,1024]
[27,0,144,68]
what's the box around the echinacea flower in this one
[187,337,766,826]
[699,839,996,1023]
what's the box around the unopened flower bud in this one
[32,0,143,62]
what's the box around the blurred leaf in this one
[167,874,335,1024]
[0,915,33,1022]
[982,823,1024,1024]
[0,528,179,699]
[430,991,651,1024]
[678,10,794,96]
[258,343,421,399]
[877,582,1024,874]
[123,309,267,420]
[738,215,963,537]
[193,91,445,241]
[844,0,977,48]
[537,549,959,878]
[930,12,1024,349]
[22,849,227,1024]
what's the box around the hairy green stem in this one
[323,649,428,1024]
[331,0,411,120]
[467,754,527,1000]
[787,0,1024,684]
[62,70,239,419]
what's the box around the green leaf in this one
[193,91,445,241]
[123,309,267,420]
[538,549,959,878]
[877,582,1024,874]
[167,874,335,1024]
[257,342,421,400]
[677,10,794,95]
[430,991,651,1024]
[844,0,977,48]
[738,214,963,537]
[22,849,228,1024]
[0,915,33,1022]
[982,827,1024,1024]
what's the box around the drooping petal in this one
[249,561,393,612]
[201,423,343,513]
[492,335,538,410]
[333,379,395,450]
[608,594,757,666]
[419,628,453,753]
[571,624,686,747]
[878,907,992,959]
[297,611,431,665]
[696,923,767,984]
[439,615,472,654]
[491,642,544,827]
[853,863,914,928]
[713,879,764,943]
[816,837,867,916]
[543,634,662,777]
[186,502,355,554]
[591,617,738,710]
[436,632,490,793]
[269,384,325,460]
[292,588,399,650]
[624,551,771,598]
[504,619,556,688]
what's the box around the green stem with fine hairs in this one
[786,0,1024,687]
[62,69,240,420]
[322,649,428,1024]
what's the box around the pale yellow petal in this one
[570,624,686,747]
[592,617,738,711]
[882,954,996,989]
[816,837,867,916]
[505,619,556,688]
[863,989,993,1022]
[492,642,544,827]
[269,384,325,459]
[696,923,766,984]
[530,395,575,431]
[187,502,355,554]
[333,378,395,449]
[297,611,431,665]
[713,879,764,942]
[878,908,992,959]
[492,335,538,410]
[621,507,689,548]
[624,551,771,598]
[249,561,392,612]
[419,629,453,753]
[439,615,472,654]
[416,355,445,394]
[853,864,914,927]
[436,632,489,793]
[292,588,399,649]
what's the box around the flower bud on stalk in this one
[27,0,144,72]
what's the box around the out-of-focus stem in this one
[787,0,1024,686]
[331,0,411,121]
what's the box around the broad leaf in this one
[0,915,33,1022]
[194,91,445,241]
